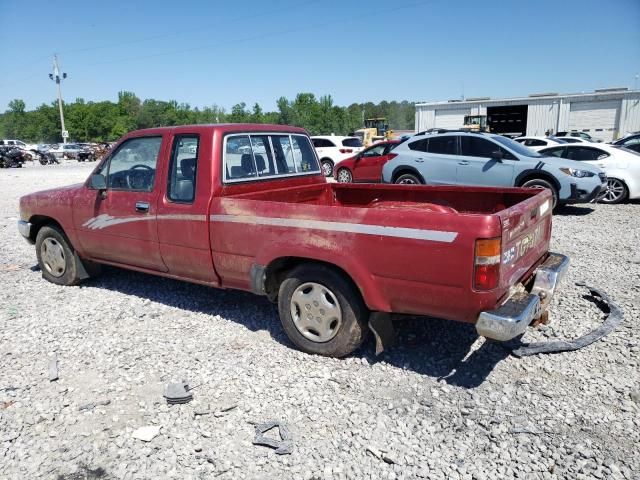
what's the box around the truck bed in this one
[211,182,552,324]
[229,182,542,215]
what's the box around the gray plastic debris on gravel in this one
[0,163,638,479]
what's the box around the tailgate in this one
[497,190,553,290]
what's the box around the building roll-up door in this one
[434,108,469,129]
[568,100,619,141]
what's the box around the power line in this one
[58,0,321,55]
[73,1,431,70]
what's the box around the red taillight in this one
[474,238,501,290]
[387,153,398,160]
[339,148,353,154]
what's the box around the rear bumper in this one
[475,252,570,341]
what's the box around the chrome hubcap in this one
[41,237,66,277]
[337,169,351,182]
[603,179,624,202]
[290,282,342,343]
[398,178,417,184]
[322,162,333,176]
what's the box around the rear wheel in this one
[600,178,628,204]
[336,168,352,183]
[278,264,368,357]
[521,178,558,209]
[321,159,334,177]
[395,173,422,185]
[35,225,82,286]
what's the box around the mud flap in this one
[368,312,396,356]
[509,283,623,357]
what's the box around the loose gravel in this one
[1,162,639,480]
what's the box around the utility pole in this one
[49,55,68,144]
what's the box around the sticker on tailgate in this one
[502,223,544,266]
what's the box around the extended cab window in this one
[100,137,162,191]
[167,135,199,203]
[225,134,319,182]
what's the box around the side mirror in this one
[355,153,362,161]
[491,150,504,161]
[90,173,107,190]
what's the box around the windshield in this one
[492,135,542,157]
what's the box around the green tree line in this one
[0,92,415,143]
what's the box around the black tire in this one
[35,225,82,286]
[321,159,334,177]
[600,178,628,204]
[520,178,558,209]
[336,168,353,183]
[278,264,368,357]
[394,173,422,185]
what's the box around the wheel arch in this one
[29,215,66,244]
[514,170,561,191]
[391,166,425,184]
[258,254,390,312]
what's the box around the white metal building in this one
[415,88,640,142]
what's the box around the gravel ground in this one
[1,162,639,480]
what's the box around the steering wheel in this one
[126,164,154,189]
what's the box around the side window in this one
[461,137,498,158]
[622,137,640,146]
[384,143,398,154]
[290,135,320,172]
[363,144,386,157]
[566,147,606,161]
[102,137,162,191]
[225,135,255,179]
[167,135,199,203]
[427,136,456,155]
[541,147,564,158]
[225,134,319,182]
[408,138,428,152]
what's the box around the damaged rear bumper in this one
[475,252,570,341]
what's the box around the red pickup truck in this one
[18,124,569,357]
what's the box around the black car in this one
[612,132,640,153]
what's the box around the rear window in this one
[342,138,363,148]
[224,133,320,182]
[427,136,456,154]
[312,138,335,148]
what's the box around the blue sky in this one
[1,0,639,112]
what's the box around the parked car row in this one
[327,129,639,207]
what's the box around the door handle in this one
[458,161,469,165]
[415,158,424,163]
[135,201,150,213]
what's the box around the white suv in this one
[311,136,364,177]
[0,139,39,151]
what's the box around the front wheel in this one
[321,159,334,177]
[278,264,368,357]
[600,178,628,204]
[336,168,352,183]
[35,225,82,286]
[394,173,422,185]
[521,178,558,209]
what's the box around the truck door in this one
[73,135,168,271]
[456,136,515,187]
[156,133,219,285]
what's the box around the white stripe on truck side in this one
[209,214,458,243]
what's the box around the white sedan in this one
[514,136,567,151]
[539,143,640,204]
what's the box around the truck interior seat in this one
[240,154,256,176]
[254,154,266,174]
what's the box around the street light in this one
[49,55,68,144]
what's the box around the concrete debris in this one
[48,354,59,382]
[131,426,161,442]
[78,399,111,411]
[253,420,293,455]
